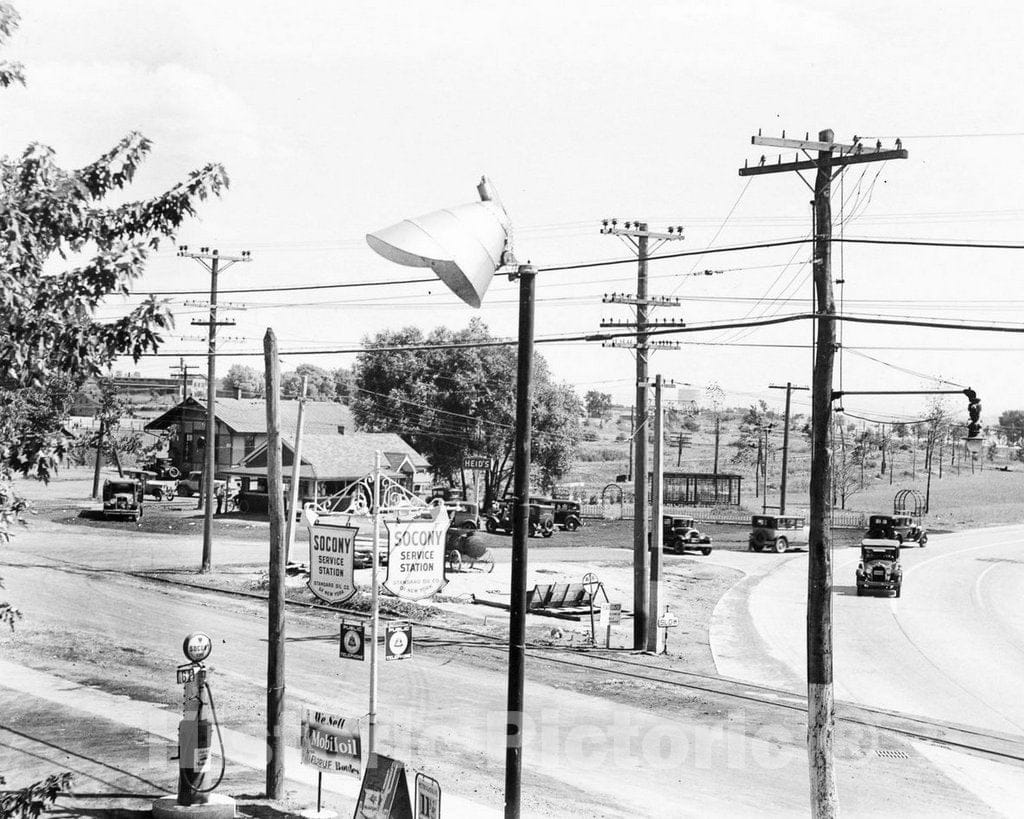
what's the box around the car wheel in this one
[167,467,181,479]
[486,518,497,534]
[238,497,251,514]
[774,537,788,554]
[542,528,553,538]
[166,492,175,502]
[919,536,927,548]
[895,586,901,598]
[447,550,462,572]
[856,586,863,596]
[154,488,164,502]
[751,542,764,553]
[565,517,580,532]
[461,521,477,531]
[701,547,712,556]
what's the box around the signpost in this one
[300,708,362,815]
[462,455,487,505]
[656,605,679,653]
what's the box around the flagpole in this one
[368,450,381,757]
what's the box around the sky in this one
[5,0,1024,429]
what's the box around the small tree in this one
[223,364,264,398]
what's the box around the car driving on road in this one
[662,515,712,556]
[748,514,809,553]
[856,540,903,597]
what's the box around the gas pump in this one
[176,632,225,807]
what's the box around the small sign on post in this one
[340,621,366,661]
[300,709,361,776]
[462,456,488,471]
[386,623,414,661]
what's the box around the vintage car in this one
[662,515,712,556]
[102,478,144,521]
[121,468,177,501]
[445,500,481,530]
[551,499,583,531]
[856,540,903,597]
[891,514,927,547]
[485,499,555,538]
[748,514,810,553]
[176,470,228,498]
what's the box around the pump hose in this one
[184,681,227,794]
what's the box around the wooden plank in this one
[739,149,908,176]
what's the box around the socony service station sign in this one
[306,512,359,604]
[384,504,450,601]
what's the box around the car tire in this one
[486,518,497,534]
[166,492,175,502]
[856,586,863,596]
[447,550,462,573]
[565,517,580,532]
[701,547,712,556]
[542,528,553,538]
[461,521,477,531]
[774,537,788,554]
[751,542,764,553]
[167,467,181,479]
[895,586,901,598]
[154,488,164,502]
[919,536,927,548]
[238,497,251,514]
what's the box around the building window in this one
[337,425,346,435]
[244,434,257,455]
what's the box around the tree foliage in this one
[997,409,1024,445]
[351,319,581,505]
[223,364,264,398]
[584,390,612,418]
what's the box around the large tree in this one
[223,364,264,398]
[351,318,581,506]
[997,409,1024,445]
[0,1,227,805]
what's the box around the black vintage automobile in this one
[485,498,555,538]
[551,499,583,531]
[856,540,903,597]
[866,513,927,547]
[662,515,713,556]
[102,478,144,521]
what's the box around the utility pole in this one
[741,128,907,818]
[647,374,667,654]
[713,416,721,475]
[770,383,808,515]
[170,358,195,472]
[91,419,105,499]
[601,219,684,650]
[284,376,309,564]
[263,328,285,799]
[177,246,251,573]
[761,423,774,514]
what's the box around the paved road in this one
[2,517,1019,817]
[710,525,1024,813]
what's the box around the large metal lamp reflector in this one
[366,184,511,308]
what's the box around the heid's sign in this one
[306,517,359,604]
[384,505,451,601]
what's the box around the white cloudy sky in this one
[5,1,1024,424]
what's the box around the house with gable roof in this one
[224,432,431,510]
[144,396,355,475]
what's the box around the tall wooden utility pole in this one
[264,328,286,799]
[741,129,907,818]
[647,374,666,654]
[284,376,309,564]
[601,220,684,649]
[770,382,809,514]
[177,246,251,572]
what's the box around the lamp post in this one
[367,178,533,818]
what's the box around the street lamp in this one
[367,177,534,818]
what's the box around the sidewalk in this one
[0,659,501,818]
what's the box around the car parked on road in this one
[748,514,809,553]
[856,539,903,597]
[891,514,927,547]
[101,478,143,521]
[662,515,712,556]
[121,468,177,501]
[445,500,481,530]
[485,498,555,537]
[551,499,583,531]
[176,470,227,498]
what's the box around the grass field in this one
[565,406,1023,530]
